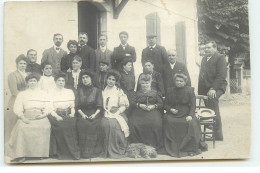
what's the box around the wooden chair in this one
[195,95,217,148]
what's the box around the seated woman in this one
[101,69,130,159]
[137,60,164,96]
[163,73,201,157]
[65,55,82,93]
[75,70,104,158]
[6,54,29,143]
[61,40,78,73]
[38,61,56,94]
[48,72,80,160]
[129,75,163,150]
[5,73,51,163]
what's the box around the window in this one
[145,12,161,45]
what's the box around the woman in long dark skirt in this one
[48,72,80,160]
[163,73,201,157]
[129,74,163,150]
[75,70,104,158]
[100,69,130,159]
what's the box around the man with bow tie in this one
[95,34,112,71]
[78,32,96,72]
[198,41,227,141]
[41,33,67,75]
[141,34,168,74]
[111,31,136,73]
[162,49,191,92]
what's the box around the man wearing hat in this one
[111,31,136,73]
[141,34,168,74]
[162,49,191,92]
[95,34,113,71]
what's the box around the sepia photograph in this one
[3,0,250,164]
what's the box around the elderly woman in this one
[75,70,103,158]
[137,59,164,96]
[101,69,130,158]
[129,75,163,150]
[65,55,82,93]
[61,40,78,73]
[163,73,201,157]
[48,72,80,160]
[5,73,51,163]
[5,54,29,143]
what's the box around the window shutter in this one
[175,21,186,64]
[146,12,161,45]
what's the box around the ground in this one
[5,93,251,164]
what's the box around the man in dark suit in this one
[111,31,136,73]
[78,32,96,72]
[95,34,113,71]
[26,49,42,75]
[141,34,168,74]
[162,49,191,92]
[41,33,67,75]
[198,41,227,141]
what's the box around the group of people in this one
[5,31,227,162]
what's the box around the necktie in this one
[56,47,60,51]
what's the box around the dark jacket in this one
[141,45,168,74]
[79,45,96,72]
[111,44,136,72]
[162,61,191,92]
[26,62,42,75]
[60,53,77,73]
[198,52,227,95]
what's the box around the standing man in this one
[26,49,42,75]
[141,34,168,74]
[41,33,67,75]
[95,34,113,71]
[198,41,227,141]
[111,31,136,73]
[78,32,96,72]
[162,49,191,92]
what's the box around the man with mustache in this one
[41,33,67,75]
[78,32,96,72]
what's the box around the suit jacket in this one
[141,45,168,74]
[79,45,96,72]
[95,48,113,70]
[198,52,227,95]
[41,46,67,74]
[162,61,191,92]
[111,44,136,72]
[26,62,42,75]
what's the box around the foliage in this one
[197,0,250,68]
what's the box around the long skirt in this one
[100,113,128,159]
[129,109,163,149]
[5,96,18,143]
[163,114,202,157]
[48,116,80,160]
[5,117,51,159]
[76,113,103,158]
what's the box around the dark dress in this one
[163,86,201,157]
[25,62,43,75]
[48,88,80,160]
[75,85,104,158]
[136,71,165,96]
[129,90,163,150]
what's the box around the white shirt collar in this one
[54,45,61,53]
[121,43,128,47]
[170,62,176,69]
[149,44,156,49]
[100,46,107,52]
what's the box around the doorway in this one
[78,1,100,49]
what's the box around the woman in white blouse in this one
[101,69,130,159]
[5,73,52,163]
[48,72,80,160]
